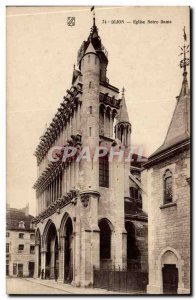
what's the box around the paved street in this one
[6,277,131,295]
[6,278,71,294]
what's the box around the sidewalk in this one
[26,278,144,294]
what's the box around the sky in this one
[6,6,190,216]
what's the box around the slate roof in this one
[118,93,130,124]
[149,71,190,159]
[6,207,35,231]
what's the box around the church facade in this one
[32,17,147,287]
[142,33,190,294]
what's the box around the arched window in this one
[99,219,112,259]
[163,169,173,204]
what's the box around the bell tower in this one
[75,13,110,285]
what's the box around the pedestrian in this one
[41,269,44,279]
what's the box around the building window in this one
[6,243,9,253]
[99,155,109,188]
[19,221,25,229]
[18,244,24,252]
[19,233,24,239]
[89,106,92,114]
[6,232,10,237]
[99,105,104,135]
[30,245,35,254]
[129,187,141,201]
[89,81,92,88]
[18,264,23,277]
[13,264,17,275]
[163,169,173,204]
[30,234,35,240]
[6,262,9,276]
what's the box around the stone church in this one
[142,32,190,294]
[32,16,147,287]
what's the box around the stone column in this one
[41,250,46,279]
[55,176,58,200]
[50,239,55,279]
[73,215,81,286]
[109,112,113,138]
[68,165,71,191]
[58,236,65,283]
[52,180,55,202]
[70,115,72,135]
[58,174,60,198]
[75,159,79,187]
[77,104,81,133]
[34,243,40,278]
[103,108,106,136]
[122,232,127,269]
[50,251,55,279]
[72,109,75,134]
[79,192,100,286]
[114,230,124,268]
[75,106,78,132]
[49,184,51,205]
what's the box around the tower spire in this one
[118,87,129,123]
[179,26,190,97]
[122,87,125,97]
[115,87,131,147]
[91,6,96,27]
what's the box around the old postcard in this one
[6,6,190,295]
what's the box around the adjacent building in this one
[142,32,190,294]
[32,16,147,287]
[6,205,35,277]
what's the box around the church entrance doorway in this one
[162,264,178,294]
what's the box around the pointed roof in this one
[77,15,108,66]
[149,71,190,158]
[118,88,130,124]
[84,41,97,55]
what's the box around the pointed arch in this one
[158,247,184,294]
[59,212,74,283]
[59,212,72,238]
[42,219,53,250]
[43,220,59,279]
[163,169,173,204]
[98,218,113,266]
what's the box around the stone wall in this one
[142,148,190,294]
[6,230,35,277]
